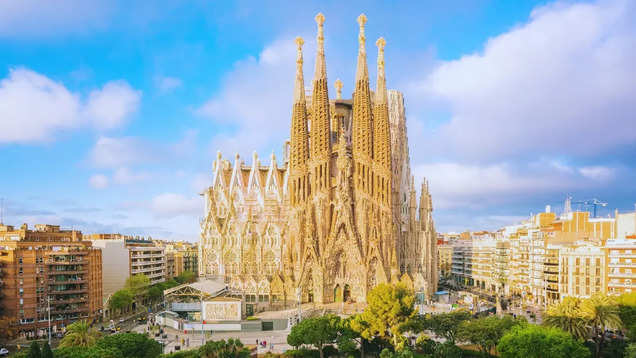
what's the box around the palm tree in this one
[58,320,101,348]
[581,294,623,358]
[544,296,588,340]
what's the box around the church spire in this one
[289,36,309,206]
[352,13,374,197]
[373,37,392,205]
[310,12,332,193]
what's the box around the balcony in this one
[47,269,88,275]
[51,307,89,315]
[50,297,88,305]
[49,288,87,294]
[48,278,85,284]
[46,259,85,265]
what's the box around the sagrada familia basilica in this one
[200,14,437,306]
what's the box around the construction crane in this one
[570,198,608,218]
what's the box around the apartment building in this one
[444,206,636,307]
[0,224,102,339]
[606,238,636,295]
[87,234,166,304]
[438,245,453,277]
[560,244,606,299]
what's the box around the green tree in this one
[126,274,151,297]
[198,338,250,358]
[96,332,161,358]
[58,320,101,348]
[41,342,53,358]
[497,325,590,358]
[175,271,196,284]
[27,341,41,358]
[457,315,524,356]
[109,289,134,314]
[616,292,636,341]
[581,294,623,358]
[424,310,472,344]
[54,346,120,358]
[358,283,416,349]
[287,314,341,358]
[544,297,588,341]
[625,343,636,358]
[338,314,370,357]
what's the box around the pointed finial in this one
[295,36,304,63]
[217,150,222,161]
[357,14,367,50]
[252,151,258,164]
[270,151,276,162]
[235,153,240,161]
[315,13,325,47]
[376,37,386,73]
[294,37,306,102]
[335,79,343,99]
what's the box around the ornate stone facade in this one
[199,14,437,305]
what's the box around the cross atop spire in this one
[335,79,343,99]
[355,14,369,81]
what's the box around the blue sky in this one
[1,0,635,240]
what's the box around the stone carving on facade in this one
[199,13,437,305]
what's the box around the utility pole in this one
[48,295,52,345]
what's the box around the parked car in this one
[0,348,9,356]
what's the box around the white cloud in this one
[579,165,616,181]
[112,167,149,184]
[84,81,141,130]
[0,68,82,143]
[150,193,202,218]
[155,76,182,93]
[414,160,619,210]
[414,0,636,160]
[0,0,112,37]
[0,68,140,144]
[90,136,149,168]
[89,174,109,189]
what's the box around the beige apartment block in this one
[438,245,453,277]
[560,244,606,299]
[606,238,636,295]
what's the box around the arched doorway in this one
[343,284,351,302]
[334,285,342,303]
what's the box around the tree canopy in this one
[287,314,341,358]
[109,289,134,311]
[358,283,416,349]
[457,315,525,355]
[96,332,161,358]
[423,309,472,344]
[125,274,151,297]
[58,320,101,348]
[497,325,590,358]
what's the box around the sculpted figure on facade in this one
[200,14,437,306]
